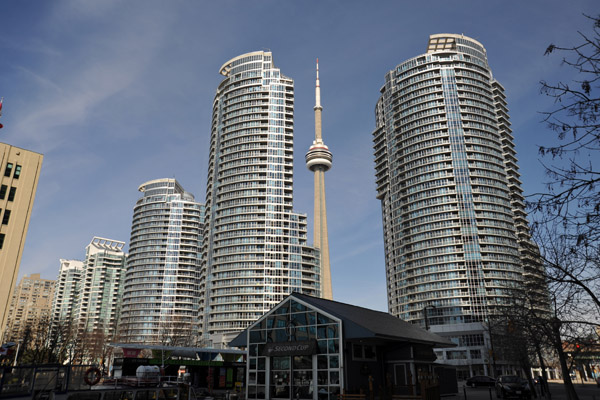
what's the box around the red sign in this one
[122,348,142,358]
[207,367,214,391]
[219,368,226,388]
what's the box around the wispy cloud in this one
[14,66,64,93]
[7,2,175,152]
[0,37,62,57]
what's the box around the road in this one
[446,382,600,400]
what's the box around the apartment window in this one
[14,165,22,179]
[470,349,482,359]
[447,350,467,360]
[4,163,12,177]
[8,187,16,202]
[0,185,6,199]
[2,210,10,225]
[0,233,4,249]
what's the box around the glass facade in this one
[120,178,204,344]
[373,34,544,374]
[247,298,341,400]
[202,51,321,343]
[75,237,126,338]
[51,259,83,327]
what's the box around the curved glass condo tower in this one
[201,51,321,345]
[121,178,203,344]
[373,34,544,377]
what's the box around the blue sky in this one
[0,0,596,312]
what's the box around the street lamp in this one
[423,305,437,331]
[13,339,23,367]
[161,337,172,369]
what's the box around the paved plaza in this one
[446,381,600,400]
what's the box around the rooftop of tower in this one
[138,177,184,193]
[87,236,126,253]
[218,50,273,77]
[426,33,487,57]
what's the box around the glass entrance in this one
[270,356,314,400]
[271,356,291,399]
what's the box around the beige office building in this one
[0,143,43,340]
[4,273,55,341]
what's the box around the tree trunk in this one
[551,320,579,400]
[519,353,538,399]
[536,344,551,399]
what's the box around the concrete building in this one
[201,51,321,346]
[51,259,83,329]
[372,34,544,378]
[120,179,203,344]
[0,143,43,340]
[4,273,55,341]
[75,237,126,339]
[305,60,333,300]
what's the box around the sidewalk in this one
[445,381,600,400]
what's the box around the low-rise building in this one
[231,293,457,400]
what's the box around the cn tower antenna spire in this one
[315,59,322,112]
[306,58,333,300]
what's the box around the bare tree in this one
[530,221,599,400]
[157,314,197,348]
[488,288,552,396]
[535,15,600,247]
[530,16,600,399]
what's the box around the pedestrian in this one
[537,376,545,396]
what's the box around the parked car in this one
[495,375,531,399]
[466,375,496,387]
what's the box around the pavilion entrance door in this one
[270,355,314,400]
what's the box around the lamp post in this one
[13,339,23,367]
[161,337,172,369]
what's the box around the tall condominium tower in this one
[305,60,333,300]
[373,34,541,377]
[202,51,321,345]
[51,259,83,329]
[4,273,55,341]
[0,143,43,340]
[121,179,203,344]
[75,237,126,338]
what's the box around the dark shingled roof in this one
[229,293,454,348]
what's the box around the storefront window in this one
[290,299,307,312]
[329,355,339,369]
[293,356,312,370]
[250,330,265,343]
[317,324,338,339]
[317,355,327,370]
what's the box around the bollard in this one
[489,387,492,400]
[463,385,467,400]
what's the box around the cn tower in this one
[306,59,333,300]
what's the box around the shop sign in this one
[122,348,142,358]
[261,340,317,356]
